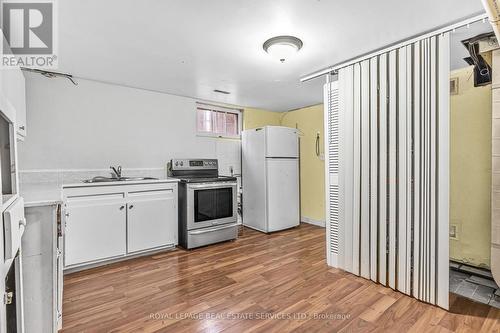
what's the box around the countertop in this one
[21,177,179,208]
[20,182,63,208]
[62,177,179,188]
[1,194,19,211]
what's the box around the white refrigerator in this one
[242,126,300,232]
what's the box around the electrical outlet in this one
[449,224,458,240]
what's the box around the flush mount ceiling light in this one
[263,35,303,63]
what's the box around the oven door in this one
[186,182,237,230]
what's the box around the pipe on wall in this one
[482,0,500,40]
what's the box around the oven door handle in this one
[187,183,237,190]
[189,223,238,235]
[211,220,234,226]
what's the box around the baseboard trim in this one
[301,216,325,228]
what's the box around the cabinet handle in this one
[119,205,125,210]
[129,205,134,209]
[19,126,25,130]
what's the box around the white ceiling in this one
[57,0,484,111]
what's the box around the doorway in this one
[449,20,500,308]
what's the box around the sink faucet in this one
[110,166,122,178]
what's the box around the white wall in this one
[18,73,240,176]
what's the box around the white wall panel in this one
[19,74,219,170]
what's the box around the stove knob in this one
[180,161,184,166]
[175,162,179,166]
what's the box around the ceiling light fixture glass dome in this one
[263,35,303,63]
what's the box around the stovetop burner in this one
[168,159,237,184]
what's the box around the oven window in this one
[194,187,233,222]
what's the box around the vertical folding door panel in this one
[405,46,413,294]
[413,40,422,300]
[360,60,371,279]
[378,53,388,286]
[436,33,450,310]
[352,64,361,276]
[397,46,408,294]
[421,38,430,303]
[341,67,354,273]
[388,49,397,290]
[325,33,449,309]
[369,56,379,283]
[429,36,438,305]
[324,81,341,267]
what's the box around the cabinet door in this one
[65,194,126,267]
[0,35,26,139]
[127,189,177,253]
[1,67,26,139]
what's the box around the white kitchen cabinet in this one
[22,203,62,333]
[64,194,127,266]
[62,181,178,271]
[2,68,27,139]
[0,35,26,139]
[127,189,177,253]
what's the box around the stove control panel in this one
[169,159,218,171]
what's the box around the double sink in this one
[83,166,159,183]
[83,176,158,183]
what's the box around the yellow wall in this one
[450,66,492,268]
[243,108,281,130]
[281,104,325,222]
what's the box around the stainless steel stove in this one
[168,159,238,249]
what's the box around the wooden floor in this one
[62,224,500,333]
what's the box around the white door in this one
[266,158,300,232]
[65,194,126,266]
[265,127,299,158]
[127,190,177,253]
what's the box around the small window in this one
[196,103,242,138]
